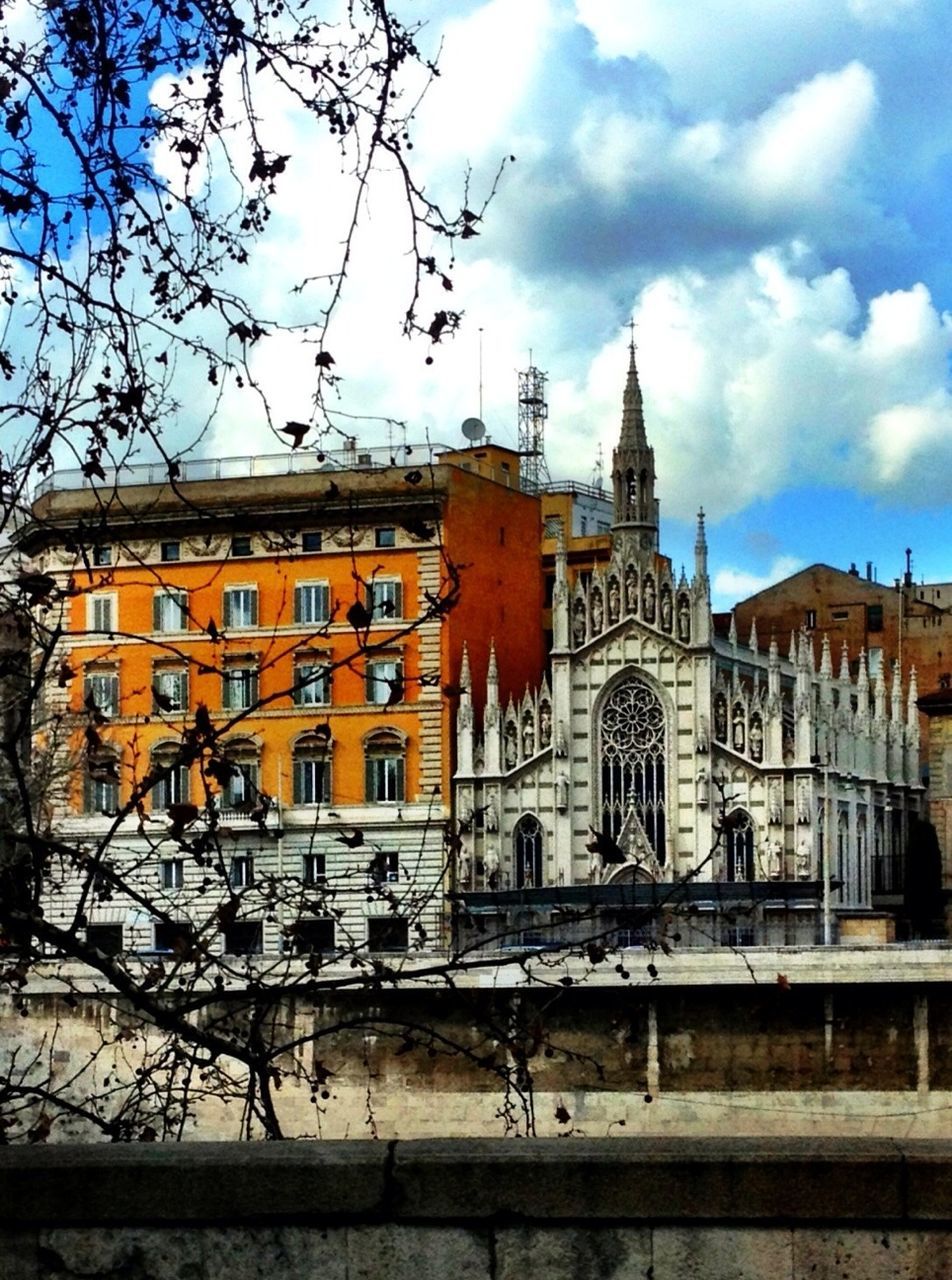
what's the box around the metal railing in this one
[34,442,456,497]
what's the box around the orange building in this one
[22,444,544,955]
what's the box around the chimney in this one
[866,561,873,581]
[848,562,859,577]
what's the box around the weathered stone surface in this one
[2,1143,388,1226]
[904,1140,952,1219]
[652,1226,793,1280]
[201,1227,345,1280]
[495,1226,650,1280]
[792,1229,952,1280]
[0,1231,38,1280]
[345,1224,489,1280]
[38,1227,203,1278]
[390,1137,906,1221]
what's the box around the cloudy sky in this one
[159,0,952,608]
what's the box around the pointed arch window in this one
[600,677,666,863]
[514,814,543,888]
[725,809,755,881]
[837,811,850,901]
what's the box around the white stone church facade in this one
[453,348,923,947]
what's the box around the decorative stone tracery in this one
[600,677,667,863]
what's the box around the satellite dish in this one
[461,417,485,442]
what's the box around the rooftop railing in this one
[34,442,456,497]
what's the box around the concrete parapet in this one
[0,1136,945,1226]
[5,1138,952,1278]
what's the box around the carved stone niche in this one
[767,776,783,826]
[795,776,812,825]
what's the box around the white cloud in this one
[536,247,952,522]
[413,0,561,172]
[713,555,806,603]
[565,61,880,254]
[866,395,952,487]
[847,0,921,26]
[741,63,877,209]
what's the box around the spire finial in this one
[619,328,646,448]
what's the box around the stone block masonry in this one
[4,1139,952,1278]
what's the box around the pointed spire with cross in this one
[611,316,657,552]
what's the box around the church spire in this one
[611,336,658,553]
[620,335,647,449]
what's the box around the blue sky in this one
[30,0,952,610]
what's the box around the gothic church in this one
[454,346,922,947]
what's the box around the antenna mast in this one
[591,442,604,492]
[518,364,550,495]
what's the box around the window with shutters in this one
[302,853,326,885]
[366,578,402,621]
[366,658,402,705]
[230,855,255,889]
[293,660,329,706]
[84,752,120,814]
[160,858,184,890]
[153,588,188,632]
[83,668,119,717]
[365,731,405,802]
[87,593,116,633]
[294,581,330,626]
[152,667,188,713]
[222,661,258,711]
[151,749,189,811]
[220,742,260,809]
[293,743,331,805]
[223,586,258,629]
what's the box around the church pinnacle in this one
[611,336,658,553]
[620,335,648,450]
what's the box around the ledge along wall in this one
[8,949,952,1141]
[5,1138,952,1279]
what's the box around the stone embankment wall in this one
[4,1138,952,1279]
[8,948,952,1140]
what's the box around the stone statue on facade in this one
[608,577,621,624]
[590,588,603,634]
[572,597,586,646]
[732,705,745,752]
[660,587,672,632]
[539,703,552,748]
[625,565,638,615]
[642,576,656,623]
[677,596,691,642]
